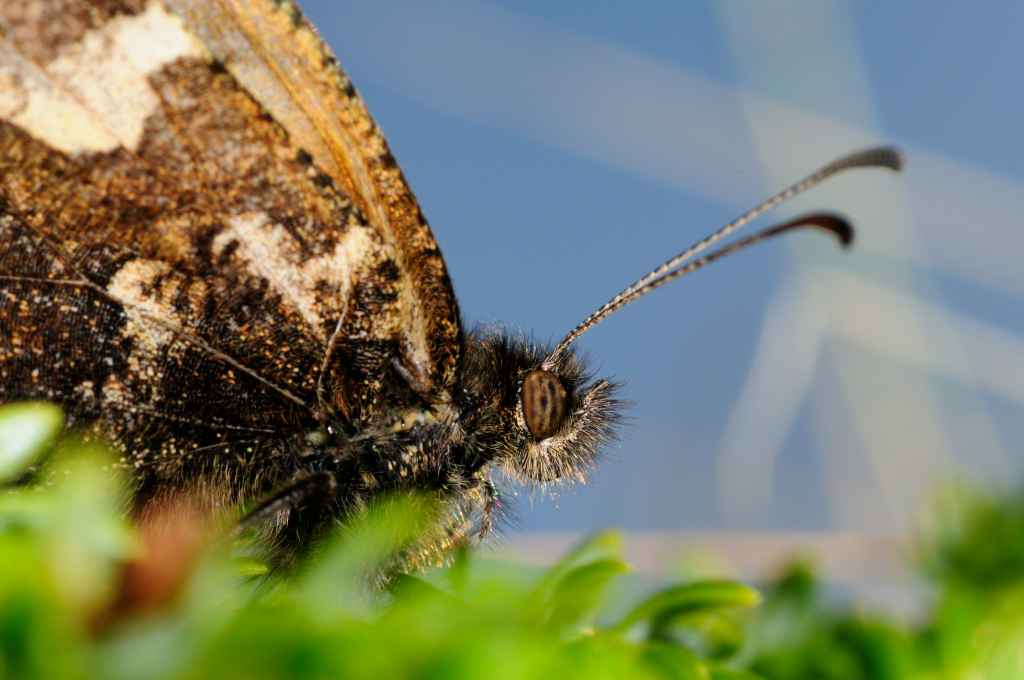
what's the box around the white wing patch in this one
[0,1,205,154]
[213,212,377,339]
[107,258,182,361]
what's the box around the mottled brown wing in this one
[0,1,460,507]
[165,0,461,390]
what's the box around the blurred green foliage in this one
[0,402,1023,679]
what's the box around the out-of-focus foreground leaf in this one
[2,404,1024,679]
[0,402,62,483]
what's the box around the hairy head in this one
[457,329,622,484]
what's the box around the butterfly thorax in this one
[244,328,621,559]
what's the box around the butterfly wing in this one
[165,0,462,391]
[0,1,461,507]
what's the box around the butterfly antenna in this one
[543,147,902,367]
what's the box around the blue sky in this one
[300,1,1024,535]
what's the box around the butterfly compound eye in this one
[522,370,569,440]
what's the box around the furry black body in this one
[244,330,621,562]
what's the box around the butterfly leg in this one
[477,478,500,540]
[238,470,338,536]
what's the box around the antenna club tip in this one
[773,213,853,249]
[861,146,904,172]
[836,146,904,174]
[878,147,904,172]
[819,214,854,248]
[839,224,855,249]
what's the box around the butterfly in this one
[0,0,901,564]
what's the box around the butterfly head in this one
[459,330,622,484]
[457,147,903,488]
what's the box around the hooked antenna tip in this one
[833,217,855,248]
[818,213,855,248]
[838,146,903,173]
[767,213,854,249]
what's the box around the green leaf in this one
[0,402,63,483]
[294,492,443,616]
[235,559,269,578]
[709,666,764,680]
[613,581,761,636]
[530,530,623,605]
[544,558,629,634]
[0,535,89,680]
[642,641,710,680]
[652,610,746,659]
